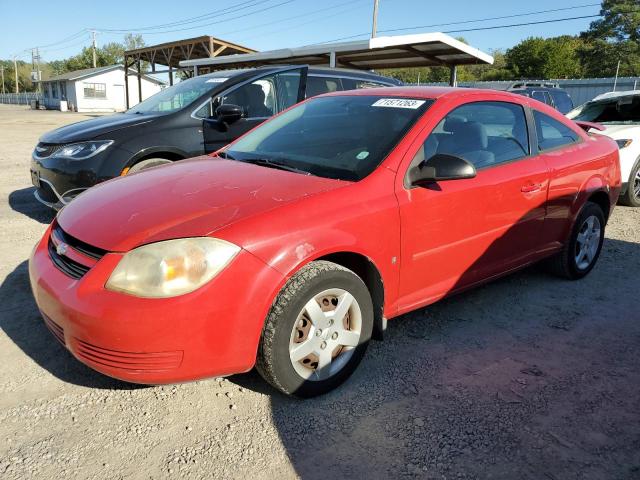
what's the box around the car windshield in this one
[225,95,432,181]
[127,75,225,114]
[567,94,640,124]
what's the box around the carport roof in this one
[179,32,494,71]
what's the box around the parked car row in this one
[29,78,622,396]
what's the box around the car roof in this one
[318,86,525,100]
[197,65,399,84]
[593,90,640,101]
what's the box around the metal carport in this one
[179,33,494,86]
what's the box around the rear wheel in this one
[256,261,373,398]
[127,158,172,174]
[619,159,640,207]
[546,201,605,280]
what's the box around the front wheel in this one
[256,261,373,398]
[127,158,172,174]
[619,159,640,207]
[546,201,605,280]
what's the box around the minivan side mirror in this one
[215,104,244,124]
[408,153,477,186]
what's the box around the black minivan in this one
[31,65,400,208]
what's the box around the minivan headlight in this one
[106,238,240,298]
[50,140,114,160]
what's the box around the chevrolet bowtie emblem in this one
[56,242,68,256]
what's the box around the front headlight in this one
[50,140,114,160]
[616,139,633,149]
[106,238,240,298]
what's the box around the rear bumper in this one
[28,228,285,384]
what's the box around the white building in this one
[40,65,165,113]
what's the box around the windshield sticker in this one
[206,78,228,83]
[356,151,370,160]
[372,98,426,109]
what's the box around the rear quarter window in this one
[533,110,580,151]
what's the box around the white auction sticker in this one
[206,78,229,83]
[372,98,426,109]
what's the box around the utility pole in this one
[371,0,379,38]
[613,59,621,92]
[1,66,5,95]
[91,30,97,68]
[35,47,41,93]
[13,56,19,94]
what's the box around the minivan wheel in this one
[256,261,373,398]
[619,159,640,207]
[546,201,606,280]
[127,158,172,174]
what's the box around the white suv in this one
[568,90,640,207]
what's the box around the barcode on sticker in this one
[206,78,229,83]
[372,98,426,109]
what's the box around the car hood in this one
[39,113,159,144]
[57,156,347,252]
[597,123,640,139]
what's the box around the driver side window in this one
[221,77,276,119]
[419,101,530,170]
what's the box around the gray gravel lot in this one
[0,104,639,480]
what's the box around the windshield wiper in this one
[241,157,311,176]
[217,151,235,160]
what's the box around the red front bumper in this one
[28,228,285,384]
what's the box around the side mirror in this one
[408,153,476,186]
[215,104,244,124]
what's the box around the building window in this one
[84,83,106,99]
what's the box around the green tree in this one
[578,38,640,76]
[505,36,583,79]
[583,0,640,42]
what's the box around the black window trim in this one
[403,99,536,188]
[190,66,308,120]
[531,108,584,155]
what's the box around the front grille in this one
[48,239,90,279]
[74,339,183,372]
[51,224,107,260]
[42,313,65,346]
[35,143,64,158]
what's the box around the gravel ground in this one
[0,104,639,480]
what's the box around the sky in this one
[0,0,602,62]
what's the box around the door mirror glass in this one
[215,104,244,124]
[409,154,477,185]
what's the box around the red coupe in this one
[29,87,621,397]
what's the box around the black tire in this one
[256,260,374,398]
[546,201,605,280]
[127,158,172,174]
[619,158,640,207]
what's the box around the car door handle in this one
[521,183,543,193]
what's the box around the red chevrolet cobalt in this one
[29,88,621,397]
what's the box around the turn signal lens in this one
[616,139,633,149]
[106,237,240,298]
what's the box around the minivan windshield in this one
[127,76,224,114]
[567,94,640,124]
[224,95,432,181]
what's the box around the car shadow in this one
[257,233,640,478]
[8,187,55,224]
[0,260,144,390]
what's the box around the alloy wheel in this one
[288,288,362,382]
[574,215,602,270]
[634,167,640,200]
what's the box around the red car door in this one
[394,99,550,313]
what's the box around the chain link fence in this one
[0,92,43,105]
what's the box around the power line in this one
[128,0,297,35]
[320,3,602,43]
[96,0,274,33]
[217,0,367,39]
[443,14,601,34]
